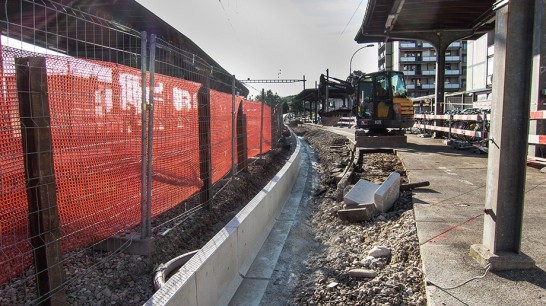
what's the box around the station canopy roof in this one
[355,0,497,44]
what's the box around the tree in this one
[254,89,282,106]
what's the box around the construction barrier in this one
[0,44,274,286]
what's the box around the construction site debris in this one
[348,269,378,278]
[368,246,392,258]
[400,181,430,191]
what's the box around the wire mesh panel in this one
[263,103,273,153]
[244,99,265,158]
[0,44,144,293]
[148,72,202,217]
[210,90,236,183]
[1,0,278,303]
[48,57,143,250]
[0,45,31,286]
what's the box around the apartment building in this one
[378,40,467,98]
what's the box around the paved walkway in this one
[398,135,546,306]
[323,126,546,305]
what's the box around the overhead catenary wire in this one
[338,0,365,39]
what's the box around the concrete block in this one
[338,203,378,222]
[344,179,379,206]
[374,172,401,213]
[470,244,535,271]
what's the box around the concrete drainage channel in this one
[145,132,304,306]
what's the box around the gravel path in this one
[289,125,426,305]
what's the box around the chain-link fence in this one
[0,0,282,304]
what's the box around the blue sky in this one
[135,0,378,97]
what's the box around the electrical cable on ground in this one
[426,263,492,290]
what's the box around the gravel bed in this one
[290,125,426,305]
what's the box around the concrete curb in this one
[145,132,302,306]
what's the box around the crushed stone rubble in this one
[290,125,426,305]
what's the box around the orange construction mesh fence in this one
[149,73,203,217]
[243,99,272,157]
[210,90,240,183]
[0,46,31,285]
[0,44,274,285]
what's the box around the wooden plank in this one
[16,57,67,305]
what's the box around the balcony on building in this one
[446,55,460,61]
[422,56,436,62]
[422,70,435,75]
[422,84,435,89]
[448,42,462,48]
[400,56,417,62]
[445,70,460,75]
[407,84,416,89]
[400,42,416,48]
[403,70,416,76]
[445,83,461,89]
[423,42,433,48]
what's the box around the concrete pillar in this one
[434,42,448,115]
[529,0,546,157]
[470,0,536,271]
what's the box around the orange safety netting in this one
[149,73,202,216]
[0,46,31,285]
[210,90,240,183]
[0,44,273,285]
[243,99,272,157]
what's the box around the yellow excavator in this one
[352,70,414,146]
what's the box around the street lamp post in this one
[349,44,374,75]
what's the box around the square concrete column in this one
[470,0,536,271]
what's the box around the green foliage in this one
[347,70,365,87]
[254,89,283,106]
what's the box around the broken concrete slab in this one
[374,172,401,213]
[338,203,378,222]
[344,179,379,206]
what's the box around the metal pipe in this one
[140,31,148,240]
[145,34,157,238]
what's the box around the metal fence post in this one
[16,56,67,305]
[231,75,237,176]
[260,88,265,159]
[145,34,156,238]
[198,67,213,208]
[237,102,249,171]
[140,31,148,240]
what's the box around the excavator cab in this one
[355,71,413,131]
